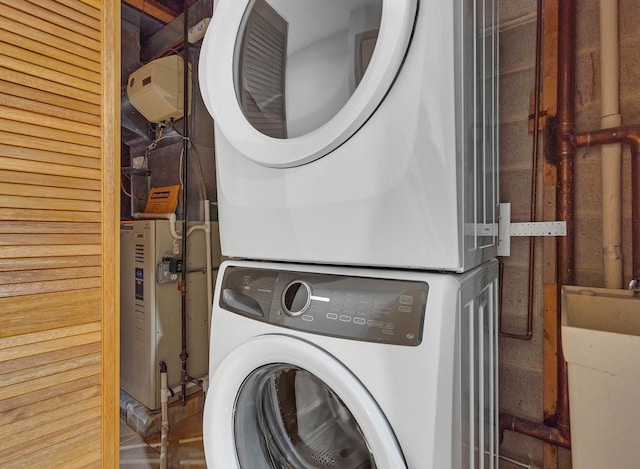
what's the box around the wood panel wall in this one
[0,0,119,467]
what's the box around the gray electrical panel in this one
[120,220,210,410]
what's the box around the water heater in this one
[120,220,208,410]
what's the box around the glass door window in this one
[200,0,415,166]
[234,364,376,468]
[235,0,383,139]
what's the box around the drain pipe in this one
[573,126,640,281]
[203,200,213,342]
[133,212,182,240]
[553,0,576,442]
[599,0,623,288]
[159,361,170,469]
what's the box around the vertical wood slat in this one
[0,0,118,465]
[102,1,121,466]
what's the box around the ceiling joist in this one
[122,0,178,24]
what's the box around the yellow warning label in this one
[144,185,180,214]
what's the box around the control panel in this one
[219,266,428,346]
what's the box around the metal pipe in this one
[179,1,191,407]
[502,0,640,451]
[499,0,544,341]
[634,145,640,281]
[525,0,546,341]
[500,0,574,448]
[574,126,640,279]
[553,0,576,441]
[159,361,170,469]
[500,413,571,449]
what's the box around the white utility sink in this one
[562,286,640,469]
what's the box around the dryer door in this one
[199,0,417,168]
[203,335,406,468]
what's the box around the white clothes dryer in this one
[203,259,500,468]
[199,0,500,272]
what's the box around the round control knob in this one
[281,280,312,316]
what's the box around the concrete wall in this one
[498,0,640,466]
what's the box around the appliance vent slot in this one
[135,244,145,263]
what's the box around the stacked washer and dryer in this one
[199,0,500,467]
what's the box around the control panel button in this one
[353,317,366,325]
[399,295,413,305]
[339,315,352,323]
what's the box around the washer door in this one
[199,0,417,168]
[203,335,406,468]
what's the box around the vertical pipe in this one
[526,0,545,340]
[159,361,169,469]
[575,128,640,283]
[499,0,544,341]
[632,145,640,280]
[204,201,213,344]
[180,3,190,406]
[599,0,623,288]
[555,0,575,439]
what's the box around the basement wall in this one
[498,0,640,466]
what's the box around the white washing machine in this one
[199,0,500,272]
[203,259,499,468]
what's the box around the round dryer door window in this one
[202,335,406,468]
[235,365,375,468]
[199,0,417,167]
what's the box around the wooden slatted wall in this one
[0,0,119,467]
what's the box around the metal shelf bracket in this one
[498,203,566,256]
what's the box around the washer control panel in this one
[219,266,428,346]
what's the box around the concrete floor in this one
[119,411,205,468]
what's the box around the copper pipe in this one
[500,413,571,449]
[502,0,640,451]
[526,0,546,341]
[634,145,640,280]
[500,0,573,448]
[553,0,576,442]
[574,126,640,279]
[574,125,640,147]
[499,0,544,341]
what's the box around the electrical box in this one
[127,55,192,123]
[120,220,209,410]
